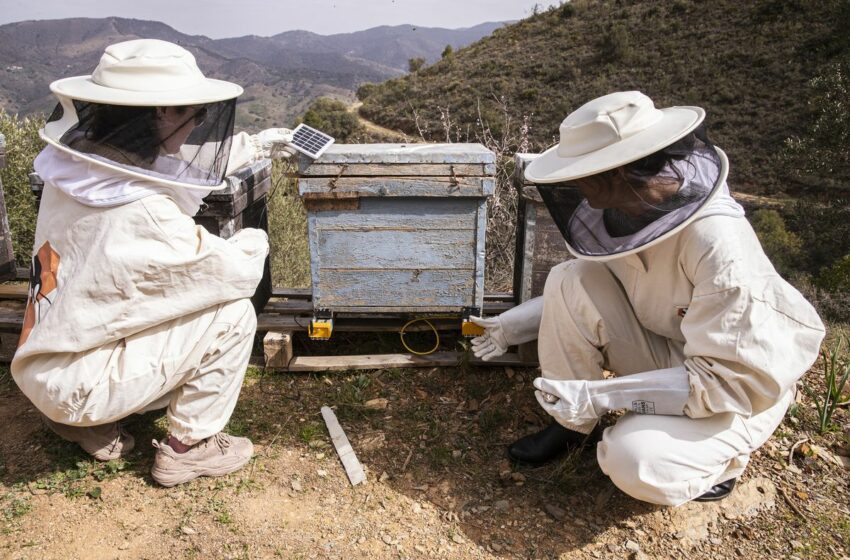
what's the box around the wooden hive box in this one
[512,153,574,305]
[298,143,495,314]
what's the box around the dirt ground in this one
[1,337,849,560]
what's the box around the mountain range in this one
[0,17,504,129]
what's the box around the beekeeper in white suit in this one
[472,91,825,505]
[12,39,298,487]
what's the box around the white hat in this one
[525,91,705,183]
[49,38,243,106]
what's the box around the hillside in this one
[0,17,503,131]
[359,0,850,195]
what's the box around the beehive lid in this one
[299,143,495,173]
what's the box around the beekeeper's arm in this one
[141,194,269,306]
[535,220,826,428]
[226,129,298,173]
[469,297,544,361]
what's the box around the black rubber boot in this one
[508,421,600,466]
[694,478,737,502]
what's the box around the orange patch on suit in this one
[18,241,61,348]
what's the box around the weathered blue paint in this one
[302,144,495,313]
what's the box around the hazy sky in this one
[0,0,549,38]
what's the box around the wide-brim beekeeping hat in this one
[40,39,244,191]
[524,91,705,183]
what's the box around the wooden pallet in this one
[259,290,537,372]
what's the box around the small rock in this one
[504,366,515,379]
[452,450,462,459]
[316,453,325,460]
[467,399,480,412]
[840,456,850,471]
[412,502,422,514]
[494,499,510,511]
[180,526,197,535]
[625,540,640,552]
[381,534,394,545]
[544,503,566,521]
[357,536,366,544]
[452,534,464,545]
[379,471,390,483]
[710,538,723,546]
[290,479,303,492]
[491,542,503,552]
[790,540,804,549]
[414,545,426,553]
[118,542,130,551]
[364,398,389,410]
[511,472,526,483]
[317,469,328,477]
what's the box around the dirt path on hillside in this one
[348,101,410,141]
[1,356,848,559]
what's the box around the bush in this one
[817,254,850,292]
[785,200,850,277]
[300,97,363,143]
[441,45,454,59]
[750,209,802,276]
[408,58,426,73]
[600,23,631,62]
[0,111,44,264]
[783,55,850,188]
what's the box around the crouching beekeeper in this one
[11,39,297,487]
[472,91,825,505]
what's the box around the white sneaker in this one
[150,433,253,487]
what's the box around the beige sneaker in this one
[42,416,135,461]
[150,433,254,487]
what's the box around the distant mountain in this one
[0,17,504,130]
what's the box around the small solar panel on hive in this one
[290,124,335,159]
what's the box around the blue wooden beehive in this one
[298,143,495,314]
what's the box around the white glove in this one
[470,296,544,361]
[252,128,297,159]
[533,367,691,432]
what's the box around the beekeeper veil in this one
[40,39,243,190]
[525,91,740,260]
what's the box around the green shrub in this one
[786,200,850,277]
[750,209,802,276]
[441,45,454,59]
[408,57,426,73]
[0,111,45,264]
[817,254,850,292]
[299,97,363,143]
[600,23,631,62]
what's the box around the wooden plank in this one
[0,284,28,299]
[0,300,25,332]
[258,314,461,333]
[263,331,293,369]
[271,351,534,372]
[262,298,513,316]
[271,287,311,299]
[299,177,495,198]
[312,197,478,231]
[320,406,366,486]
[314,269,475,310]
[317,229,474,269]
[301,143,495,168]
[301,162,496,177]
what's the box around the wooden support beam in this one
[268,351,534,372]
[0,284,27,300]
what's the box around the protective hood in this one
[34,145,211,216]
[536,146,745,261]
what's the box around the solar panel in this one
[289,123,335,159]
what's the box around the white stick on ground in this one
[321,406,366,486]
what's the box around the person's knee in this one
[544,260,615,302]
[597,423,691,506]
[216,298,257,334]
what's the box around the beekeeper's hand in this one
[252,128,297,159]
[533,377,598,431]
[533,367,691,429]
[469,296,544,361]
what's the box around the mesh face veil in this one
[536,135,728,260]
[42,95,237,190]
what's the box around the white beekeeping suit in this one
[472,91,825,505]
[12,38,297,487]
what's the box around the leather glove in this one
[470,296,543,361]
[534,367,691,432]
[251,128,297,159]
